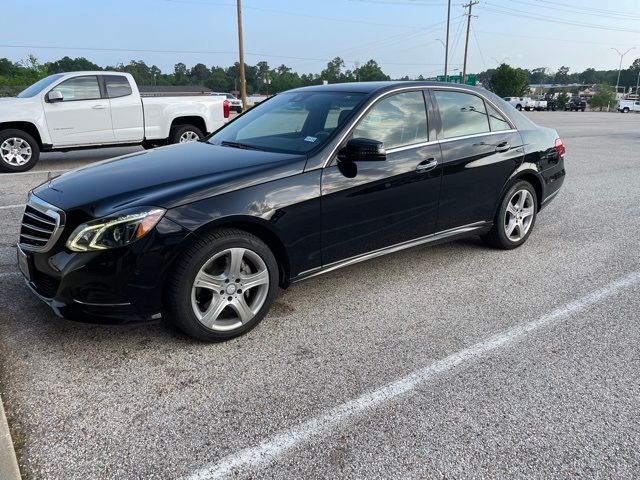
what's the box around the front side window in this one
[209,91,366,154]
[486,103,511,131]
[434,90,490,139]
[50,76,101,101]
[352,91,428,149]
[105,75,132,98]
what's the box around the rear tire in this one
[0,129,40,172]
[164,228,279,342]
[481,180,538,250]
[169,124,204,145]
[516,104,522,111]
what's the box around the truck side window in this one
[50,76,101,101]
[105,76,133,98]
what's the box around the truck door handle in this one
[495,142,511,153]
[92,104,107,110]
[416,158,438,172]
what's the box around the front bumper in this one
[19,217,193,324]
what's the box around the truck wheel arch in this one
[169,116,208,138]
[0,121,44,149]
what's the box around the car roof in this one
[288,81,487,96]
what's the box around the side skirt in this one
[291,221,492,283]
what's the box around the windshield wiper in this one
[219,141,265,151]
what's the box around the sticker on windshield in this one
[304,136,317,142]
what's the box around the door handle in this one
[495,142,511,153]
[92,104,107,110]
[416,158,438,172]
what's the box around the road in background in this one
[0,112,639,479]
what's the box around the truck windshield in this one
[17,74,65,98]
[209,91,366,154]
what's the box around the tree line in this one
[1,54,639,98]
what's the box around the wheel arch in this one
[511,170,544,211]
[170,116,207,135]
[0,121,44,148]
[183,216,291,288]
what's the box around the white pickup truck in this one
[617,99,640,113]
[502,96,536,111]
[0,71,230,171]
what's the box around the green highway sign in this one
[436,74,477,86]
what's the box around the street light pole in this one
[611,47,635,97]
[236,0,247,110]
[444,0,451,81]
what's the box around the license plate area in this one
[17,247,31,282]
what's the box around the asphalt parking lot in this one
[1,111,639,479]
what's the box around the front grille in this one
[32,270,61,298]
[18,195,65,252]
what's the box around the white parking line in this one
[184,271,640,480]
[0,204,25,211]
[0,169,68,177]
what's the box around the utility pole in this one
[236,0,247,110]
[462,1,478,85]
[611,47,635,97]
[444,0,451,81]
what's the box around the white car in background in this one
[211,92,243,113]
[0,71,230,171]
[617,99,640,113]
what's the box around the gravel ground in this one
[0,111,639,479]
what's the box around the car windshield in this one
[209,91,366,154]
[17,74,65,98]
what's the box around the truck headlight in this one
[66,208,166,252]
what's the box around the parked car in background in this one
[18,82,566,341]
[565,97,587,111]
[503,96,535,111]
[542,93,557,111]
[617,99,640,113]
[0,71,230,171]
[532,99,547,111]
[212,92,243,113]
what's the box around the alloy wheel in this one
[179,131,200,143]
[191,247,270,331]
[1,137,32,166]
[504,189,534,242]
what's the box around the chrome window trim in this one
[437,129,518,144]
[19,193,66,253]
[321,84,517,168]
[293,221,490,282]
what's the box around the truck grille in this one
[18,195,65,252]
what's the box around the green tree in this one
[588,84,616,111]
[487,64,530,97]
[529,67,547,84]
[355,60,390,82]
[554,66,570,84]
[556,92,570,108]
[321,57,345,83]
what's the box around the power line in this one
[474,29,636,49]
[508,0,640,21]
[471,24,487,70]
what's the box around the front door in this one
[431,89,524,231]
[44,75,114,146]
[321,90,442,265]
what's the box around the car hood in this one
[33,142,307,218]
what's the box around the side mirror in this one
[337,138,386,163]
[47,91,63,103]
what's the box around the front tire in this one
[0,129,40,172]
[164,228,279,342]
[169,124,204,145]
[482,181,538,250]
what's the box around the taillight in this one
[555,138,565,158]
[223,99,230,119]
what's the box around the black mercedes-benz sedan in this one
[17,82,565,341]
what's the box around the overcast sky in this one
[2,0,639,78]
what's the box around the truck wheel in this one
[623,107,629,113]
[170,125,204,144]
[516,104,522,111]
[581,108,585,112]
[0,129,40,172]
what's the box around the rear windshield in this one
[209,91,366,154]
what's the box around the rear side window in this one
[434,90,490,139]
[486,103,510,131]
[352,91,428,149]
[50,76,101,101]
[105,75,132,98]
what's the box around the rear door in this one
[104,75,144,142]
[43,75,114,146]
[431,89,523,231]
[320,90,442,265]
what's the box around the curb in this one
[0,393,21,480]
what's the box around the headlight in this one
[66,208,166,252]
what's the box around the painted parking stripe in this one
[0,204,25,210]
[184,271,640,480]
